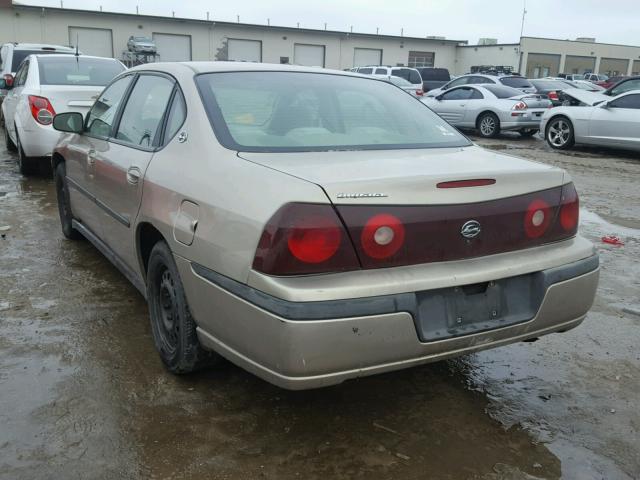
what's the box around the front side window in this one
[611,79,640,96]
[38,57,124,86]
[14,60,29,86]
[115,75,174,148]
[610,94,640,109]
[441,88,473,101]
[196,72,470,152]
[447,77,469,88]
[85,75,133,138]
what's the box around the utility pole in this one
[520,0,527,39]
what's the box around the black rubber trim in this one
[66,176,130,227]
[191,254,599,322]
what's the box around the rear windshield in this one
[419,68,450,81]
[392,68,422,84]
[196,71,470,152]
[499,76,534,89]
[482,84,523,98]
[12,49,73,72]
[38,56,125,86]
[530,79,569,90]
[388,76,413,87]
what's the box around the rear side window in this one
[500,76,534,89]
[374,68,387,75]
[611,79,640,96]
[358,68,373,74]
[419,68,450,81]
[115,75,174,148]
[164,89,187,143]
[38,57,124,86]
[86,75,133,138]
[482,84,523,98]
[392,68,422,84]
[12,49,72,72]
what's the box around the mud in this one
[0,130,638,479]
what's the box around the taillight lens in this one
[415,89,424,96]
[3,74,14,87]
[28,95,56,125]
[361,213,405,259]
[512,101,527,110]
[547,91,559,101]
[252,203,360,275]
[559,182,579,232]
[524,199,552,238]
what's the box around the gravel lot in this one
[0,129,638,480]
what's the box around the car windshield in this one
[38,56,125,86]
[531,80,569,90]
[500,76,534,89]
[391,68,422,84]
[133,37,152,42]
[12,49,72,72]
[481,84,523,98]
[196,71,470,152]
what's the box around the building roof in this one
[11,2,468,45]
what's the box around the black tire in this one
[545,116,575,150]
[518,128,538,137]
[477,112,500,138]
[147,241,217,374]
[16,129,37,175]
[54,162,82,240]
[4,123,17,152]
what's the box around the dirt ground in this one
[0,129,638,480]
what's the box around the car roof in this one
[128,61,366,78]
[8,43,75,52]
[32,53,115,61]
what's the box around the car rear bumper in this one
[176,251,599,390]
[19,120,60,157]
[500,111,546,130]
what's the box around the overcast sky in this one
[22,0,640,45]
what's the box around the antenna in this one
[520,0,527,39]
[75,33,79,57]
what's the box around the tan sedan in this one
[51,62,599,389]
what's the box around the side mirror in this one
[2,74,14,90]
[435,94,444,101]
[53,112,84,133]
[442,84,450,90]
[599,101,610,109]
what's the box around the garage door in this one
[564,55,596,75]
[599,58,629,77]
[353,48,382,67]
[228,39,261,62]
[152,33,191,62]
[525,53,560,78]
[68,27,113,58]
[294,44,325,67]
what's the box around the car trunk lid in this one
[37,85,103,115]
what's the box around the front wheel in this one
[546,117,575,150]
[477,112,500,138]
[147,241,218,373]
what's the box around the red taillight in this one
[3,74,14,87]
[547,91,559,101]
[524,199,552,238]
[415,89,424,96]
[361,213,405,259]
[559,182,579,231]
[252,203,360,275]
[28,95,55,125]
[512,101,527,110]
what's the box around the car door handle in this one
[126,166,141,185]
[87,149,96,165]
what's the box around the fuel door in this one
[173,200,199,246]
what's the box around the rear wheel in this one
[4,123,17,152]
[477,112,500,138]
[54,162,82,240]
[147,241,218,373]
[518,128,538,137]
[546,116,575,150]
[16,129,36,175]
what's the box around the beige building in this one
[1,1,639,78]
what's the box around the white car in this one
[357,65,423,91]
[422,84,551,137]
[541,88,640,152]
[2,54,125,174]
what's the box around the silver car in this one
[427,74,536,98]
[50,63,598,390]
[127,36,157,54]
[541,88,640,152]
[422,84,551,137]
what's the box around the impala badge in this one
[461,220,481,239]
[336,193,388,199]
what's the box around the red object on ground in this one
[601,235,624,246]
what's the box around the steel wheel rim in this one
[480,116,496,136]
[548,120,570,147]
[155,267,179,354]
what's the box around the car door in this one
[588,93,640,150]
[460,87,486,127]
[3,59,28,138]
[433,87,474,124]
[92,73,176,270]
[65,74,135,238]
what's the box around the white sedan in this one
[2,54,125,174]
[422,84,551,138]
[541,89,640,152]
